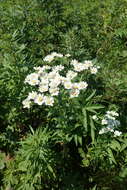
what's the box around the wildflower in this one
[70,59,78,66]
[73,63,86,72]
[44,96,54,106]
[70,89,80,98]
[53,65,64,72]
[114,130,122,137]
[43,54,54,62]
[65,53,71,57]
[22,98,31,109]
[49,87,59,96]
[101,119,108,125]
[39,85,48,93]
[66,70,77,80]
[64,81,73,89]
[99,128,106,134]
[84,60,93,68]
[28,91,37,100]
[51,52,63,58]
[92,115,98,120]
[24,73,39,86]
[90,67,98,74]
[34,94,45,105]
[78,81,88,90]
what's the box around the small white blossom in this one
[70,89,80,98]
[24,73,39,86]
[34,94,45,105]
[49,88,59,96]
[22,98,31,109]
[90,67,98,74]
[65,53,71,57]
[28,91,37,100]
[99,128,106,134]
[78,81,88,90]
[64,81,73,89]
[73,63,86,72]
[66,70,77,80]
[106,111,119,117]
[84,60,93,68]
[39,85,48,93]
[101,119,108,125]
[70,59,78,66]
[44,96,54,106]
[43,54,54,62]
[114,130,122,137]
[51,52,63,58]
[92,115,98,120]
[53,65,64,72]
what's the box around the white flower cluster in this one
[99,111,122,137]
[43,52,64,62]
[22,52,98,108]
[70,59,99,74]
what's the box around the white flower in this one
[106,115,115,120]
[83,60,93,68]
[101,119,108,125]
[49,87,59,96]
[28,91,37,100]
[39,85,48,92]
[40,78,49,86]
[48,71,58,80]
[34,94,45,105]
[66,70,77,80]
[64,81,73,89]
[99,128,106,134]
[70,59,78,66]
[72,83,79,89]
[90,67,98,74]
[92,115,98,120]
[78,81,88,90]
[72,82,87,90]
[106,111,119,117]
[22,98,31,109]
[114,130,122,137]
[51,52,63,58]
[24,73,39,86]
[65,53,71,57]
[70,89,80,98]
[55,53,63,58]
[73,63,85,72]
[49,76,61,88]
[44,96,54,106]
[61,77,70,83]
[53,65,64,72]
[43,54,54,62]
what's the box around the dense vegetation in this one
[0,0,127,189]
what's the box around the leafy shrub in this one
[0,0,127,189]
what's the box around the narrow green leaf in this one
[90,117,95,143]
[74,135,78,146]
[86,90,96,102]
[107,148,116,164]
[82,108,88,131]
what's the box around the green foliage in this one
[0,0,127,189]
[3,128,56,190]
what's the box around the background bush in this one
[0,0,127,189]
